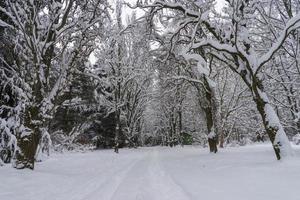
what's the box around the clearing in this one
[1,144,300,200]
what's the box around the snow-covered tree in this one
[138,0,300,159]
[94,2,153,152]
[0,0,110,169]
[254,1,300,137]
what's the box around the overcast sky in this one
[90,0,226,64]
[122,0,227,22]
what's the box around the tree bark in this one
[177,109,184,147]
[219,132,225,148]
[203,76,219,153]
[14,106,41,169]
[114,111,121,153]
[252,78,293,160]
[205,108,217,153]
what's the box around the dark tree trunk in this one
[219,132,225,148]
[204,107,218,153]
[114,111,121,153]
[178,109,184,147]
[203,76,219,153]
[15,106,41,169]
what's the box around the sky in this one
[122,0,226,23]
[89,0,226,64]
[215,0,226,12]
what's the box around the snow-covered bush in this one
[292,134,300,145]
[51,130,95,153]
[239,138,253,146]
[227,141,240,148]
[0,104,20,164]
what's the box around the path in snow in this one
[1,144,300,200]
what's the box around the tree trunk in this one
[114,111,120,153]
[14,106,41,169]
[204,107,218,153]
[177,109,184,147]
[203,76,219,153]
[252,79,293,160]
[219,132,225,148]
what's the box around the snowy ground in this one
[1,143,300,200]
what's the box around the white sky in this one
[90,0,226,64]
[122,0,226,24]
[215,0,226,12]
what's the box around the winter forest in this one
[1,0,300,199]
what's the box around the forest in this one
[0,0,300,199]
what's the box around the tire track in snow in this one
[77,153,147,200]
[148,149,192,200]
[108,148,192,200]
[47,152,145,200]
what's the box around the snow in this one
[208,131,216,139]
[192,39,236,54]
[1,144,300,200]
[0,19,13,28]
[257,89,293,158]
[264,103,294,157]
[295,112,300,122]
[179,48,208,76]
[257,13,300,69]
